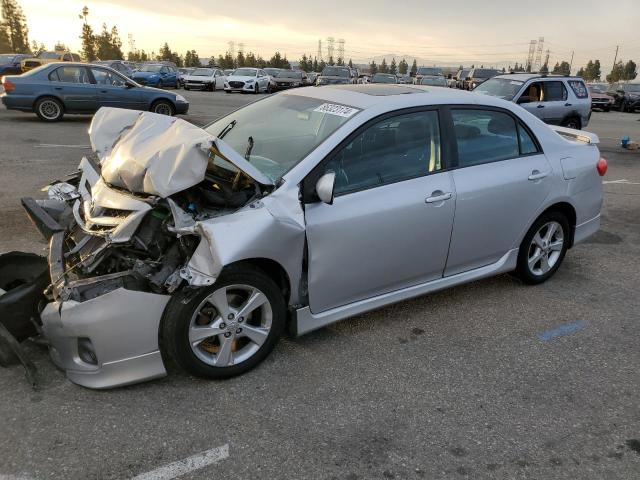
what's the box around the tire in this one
[267,83,272,94]
[211,82,216,92]
[561,117,581,130]
[160,265,286,379]
[619,101,627,113]
[604,107,610,112]
[150,99,175,116]
[254,84,259,94]
[184,86,190,91]
[225,90,231,94]
[515,212,570,285]
[34,97,64,122]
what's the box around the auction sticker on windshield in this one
[313,103,360,118]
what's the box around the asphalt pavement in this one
[0,90,639,480]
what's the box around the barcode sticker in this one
[313,103,360,118]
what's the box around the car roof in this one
[495,73,582,82]
[286,83,512,110]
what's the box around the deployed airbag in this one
[91,108,213,198]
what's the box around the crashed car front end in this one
[15,107,305,389]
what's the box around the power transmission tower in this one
[128,34,135,54]
[337,39,345,62]
[317,39,323,61]
[534,36,545,70]
[227,41,235,57]
[326,37,335,61]
[526,40,537,71]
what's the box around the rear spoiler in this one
[550,125,600,145]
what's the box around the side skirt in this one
[292,249,519,336]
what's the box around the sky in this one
[18,0,640,74]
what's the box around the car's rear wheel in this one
[515,212,570,285]
[35,97,64,122]
[151,100,175,116]
[160,266,286,379]
[561,117,581,130]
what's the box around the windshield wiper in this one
[218,120,236,139]
[244,136,254,161]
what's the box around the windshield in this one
[624,83,640,93]
[0,54,16,63]
[264,68,282,75]
[275,71,302,79]
[421,77,447,86]
[417,67,442,76]
[473,69,499,79]
[372,73,396,83]
[322,66,350,77]
[138,65,163,72]
[192,68,214,76]
[204,95,360,181]
[234,68,258,77]
[458,69,469,78]
[474,78,524,100]
[38,52,60,60]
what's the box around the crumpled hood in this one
[88,107,273,198]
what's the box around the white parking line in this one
[604,179,640,185]
[33,144,91,149]
[130,444,230,480]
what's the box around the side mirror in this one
[125,81,136,88]
[316,172,336,204]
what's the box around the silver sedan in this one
[15,83,605,388]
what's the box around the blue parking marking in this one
[538,320,586,342]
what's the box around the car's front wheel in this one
[160,266,286,379]
[515,212,570,285]
[151,99,175,116]
[35,97,64,122]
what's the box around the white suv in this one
[474,74,592,129]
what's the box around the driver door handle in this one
[425,192,452,204]
[537,104,545,108]
[565,103,572,107]
[528,170,549,181]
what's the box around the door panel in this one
[445,154,551,275]
[305,173,455,313]
[49,66,97,112]
[445,108,552,276]
[90,67,143,109]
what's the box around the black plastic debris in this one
[0,251,49,386]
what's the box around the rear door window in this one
[49,66,91,84]
[543,81,568,102]
[452,109,519,167]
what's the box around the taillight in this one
[596,157,608,176]
[2,78,15,93]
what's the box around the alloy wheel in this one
[188,284,273,367]
[38,100,61,120]
[527,221,564,276]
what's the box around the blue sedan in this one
[131,64,179,88]
[0,62,189,121]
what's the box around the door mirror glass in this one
[316,172,336,204]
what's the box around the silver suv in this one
[474,74,592,129]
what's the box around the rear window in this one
[568,80,588,99]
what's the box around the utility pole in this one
[612,45,619,68]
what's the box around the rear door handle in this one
[565,103,572,107]
[537,104,545,109]
[528,170,549,181]
[54,87,62,90]
[425,192,452,204]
